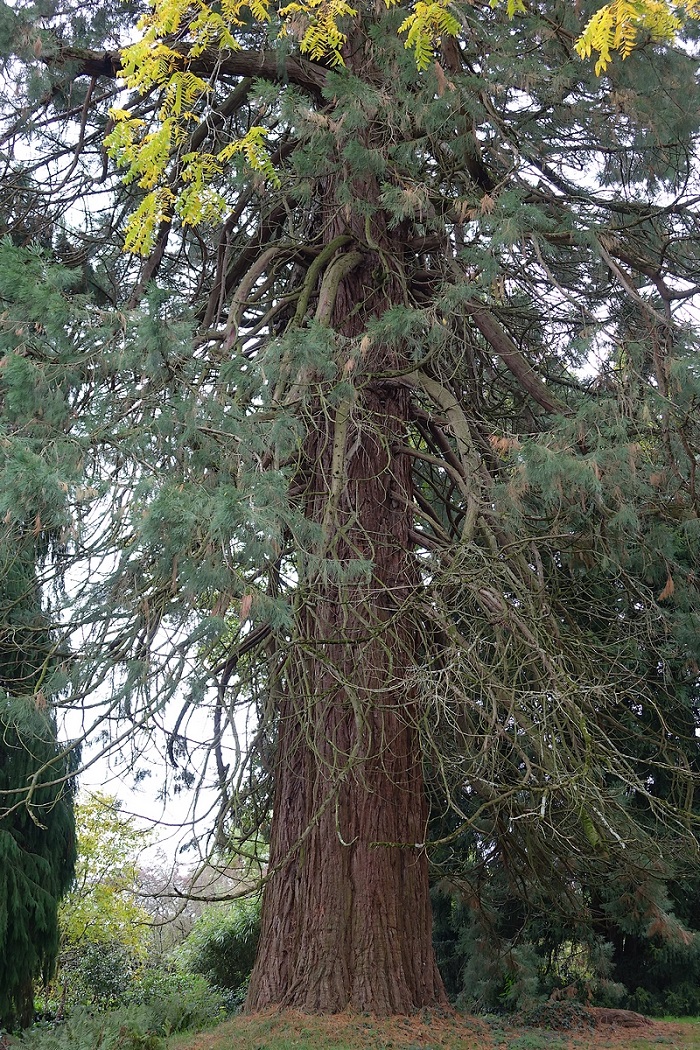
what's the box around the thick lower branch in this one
[42,46,329,95]
[465,302,570,415]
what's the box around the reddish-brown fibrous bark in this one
[247,383,445,1011]
[246,157,447,1013]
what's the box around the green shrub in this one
[627,982,700,1018]
[61,941,137,1008]
[19,971,227,1050]
[173,897,260,994]
[18,1007,165,1050]
[126,968,227,1032]
[627,987,655,1015]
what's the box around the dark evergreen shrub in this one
[173,898,261,994]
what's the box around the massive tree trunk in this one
[246,385,444,1011]
[246,133,446,1011]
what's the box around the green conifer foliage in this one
[0,240,81,1028]
[0,699,77,1029]
[0,493,78,1030]
[0,0,699,1013]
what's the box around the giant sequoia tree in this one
[0,0,700,1016]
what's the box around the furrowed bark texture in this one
[246,153,446,1013]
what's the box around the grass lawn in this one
[169,1010,700,1050]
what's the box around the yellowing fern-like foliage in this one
[218,127,281,185]
[495,0,526,17]
[105,117,185,189]
[279,0,357,64]
[574,0,697,73]
[108,0,700,255]
[106,0,287,253]
[107,0,362,252]
[122,188,176,255]
[398,0,461,70]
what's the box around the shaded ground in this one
[170,1009,700,1050]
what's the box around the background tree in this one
[0,179,80,1025]
[0,703,77,1029]
[0,0,699,1017]
[0,526,77,1027]
[54,793,152,1009]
